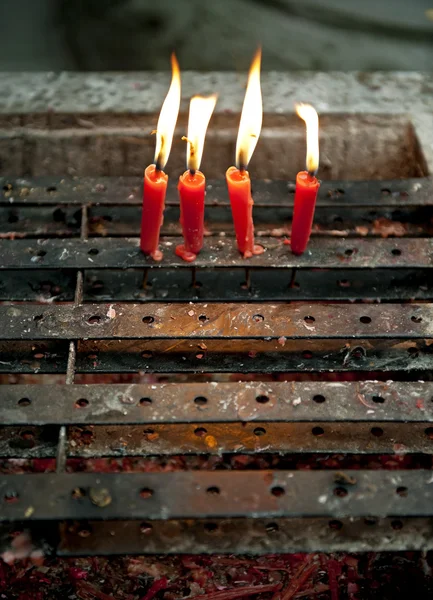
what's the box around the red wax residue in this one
[226,166,263,258]
[176,170,206,262]
[140,164,168,261]
[290,171,320,255]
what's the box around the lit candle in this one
[175,94,217,262]
[140,54,181,260]
[226,49,264,259]
[290,103,320,255]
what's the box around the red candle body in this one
[140,165,168,261]
[175,170,206,262]
[291,171,320,255]
[226,166,262,258]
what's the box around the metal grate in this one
[1,175,433,555]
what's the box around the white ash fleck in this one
[59,248,69,261]
[292,398,301,406]
[318,495,328,504]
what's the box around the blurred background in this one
[0,0,432,71]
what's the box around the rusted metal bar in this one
[0,237,431,269]
[1,302,432,340]
[57,517,433,555]
[1,471,433,520]
[1,382,433,425]
[1,176,431,207]
[2,420,433,457]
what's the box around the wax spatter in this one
[150,249,163,261]
[243,244,265,259]
[175,244,197,262]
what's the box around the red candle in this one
[140,54,181,260]
[226,48,264,258]
[290,103,320,255]
[176,94,217,262]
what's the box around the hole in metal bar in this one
[71,487,86,499]
[75,398,89,408]
[351,347,366,359]
[392,248,402,256]
[391,519,403,530]
[425,427,433,439]
[256,395,269,404]
[141,351,153,359]
[253,314,264,322]
[266,522,279,533]
[371,427,384,437]
[87,315,101,325]
[33,314,43,322]
[77,526,92,538]
[337,279,351,288]
[271,486,285,497]
[302,350,313,359]
[194,427,207,437]
[142,316,155,324]
[139,397,152,406]
[140,522,153,534]
[206,486,220,495]
[329,520,343,530]
[88,248,99,255]
[139,488,154,499]
[345,248,355,256]
[372,395,385,404]
[18,397,31,407]
[204,522,219,533]
[312,426,325,436]
[364,518,378,526]
[304,315,315,324]
[381,188,391,195]
[2,184,13,191]
[396,486,408,497]
[360,316,371,324]
[334,487,348,498]
[313,394,325,404]
[46,186,57,192]
[91,280,104,292]
[4,492,19,504]
[254,427,266,436]
[198,315,208,322]
[194,396,208,406]
[411,315,422,323]
[36,250,47,257]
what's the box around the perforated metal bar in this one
[1,381,432,425]
[1,471,432,520]
[0,237,431,269]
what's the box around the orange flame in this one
[154,53,181,170]
[235,48,262,170]
[296,103,319,175]
[184,94,218,172]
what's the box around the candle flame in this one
[154,53,181,171]
[185,94,218,173]
[236,48,262,171]
[296,103,319,175]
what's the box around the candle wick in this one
[189,169,196,176]
[154,160,162,173]
[307,169,317,179]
